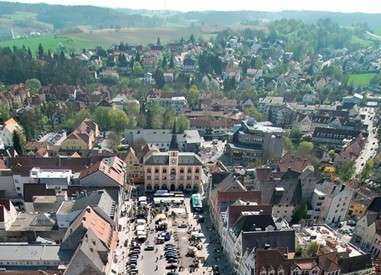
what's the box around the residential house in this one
[60,119,100,151]
[0,200,17,231]
[312,127,362,148]
[354,197,381,258]
[61,205,118,275]
[309,181,354,224]
[184,111,245,129]
[183,57,196,72]
[0,118,22,148]
[80,156,126,188]
[146,95,188,113]
[256,170,302,222]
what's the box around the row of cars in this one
[163,243,180,271]
[126,240,141,274]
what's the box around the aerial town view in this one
[0,0,380,274]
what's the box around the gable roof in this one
[278,153,312,173]
[80,157,125,186]
[62,206,117,251]
[64,229,108,275]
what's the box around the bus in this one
[191,193,203,212]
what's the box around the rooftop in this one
[0,244,70,262]
[30,168,73,179]
[242,120,284,134]
[297,225,364,258]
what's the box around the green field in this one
[375,27,381,36]
[0,35,97,53]
[67,26,215,47]
[347,73,376,87]
[351,35,373,48]
[0,26,215,53]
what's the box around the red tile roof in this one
[278,153,312,173]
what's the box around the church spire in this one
[169,119,179,151]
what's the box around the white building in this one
[30,168,73,190]
[310,181,354,224]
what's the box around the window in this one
[147,168,152,173]
[180,168,184,174]
[155,168,159,173]
[195,168,200,173]
[162,168,167,174]
[187,168,192,173]
[187,176,191,180]
[259,267,267,275]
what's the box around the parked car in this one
[166,264,178,270]
[145,244,155,251]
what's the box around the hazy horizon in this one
[4,0,381,13]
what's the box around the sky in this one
[6,0,381,13]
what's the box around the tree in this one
[163,108,176,129]
[38,43,44,59]
[176,115,190,133]
[186,84,200,109]
[108,109,129,133]
[63,109,91,131]
[336,160,355,181]
[0,104,10,122]
[153,68,165,88]
[12,130,25,155]
[133,61,144,74]
[161,56,167,69]
[283,136,294,152]
[146,102,164,129]
[25,78,42,94]
[305,242,319,257]
[93,107,111,130]
[289,127,303,145]
[125,101,140,116]
[243,106,263,121]
[291,203,308,224]
[297,141,314,156]
[169,55,175,69]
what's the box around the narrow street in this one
[354,107,379,176]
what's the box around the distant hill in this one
[0,2,163,30]
[166,10,381,29]
[1,1,381,41]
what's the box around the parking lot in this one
[124,193,231,275]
